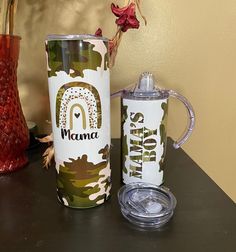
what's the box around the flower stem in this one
[1,0,18,35]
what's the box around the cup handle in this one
[168,90,195,149]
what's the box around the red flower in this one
[95,28,103,37]
[111,2,140,32]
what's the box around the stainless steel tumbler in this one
[46,34,111,208]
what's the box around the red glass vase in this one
[0,35,29,173]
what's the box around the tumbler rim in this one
[0,34,21,40]
[46,34,108,42]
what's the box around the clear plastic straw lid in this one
[133,72,161,97]
[111,72,166,99]
[118,183,177,229]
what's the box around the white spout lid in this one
[133,72,161,97]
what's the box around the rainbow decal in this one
[56,82,101,130]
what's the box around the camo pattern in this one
[57,145,111,208]
[159,102,168,170]
[46,40,108,77]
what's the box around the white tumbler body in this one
[121,97,168,186]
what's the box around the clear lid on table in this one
[118,182,177,229]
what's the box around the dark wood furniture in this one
[0,139,235,252]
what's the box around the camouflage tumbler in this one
[46,35,111,208]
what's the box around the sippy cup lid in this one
[136,72,156,92]
[111,72,169,99]
[133,72,162,98]
[118,182,177,229]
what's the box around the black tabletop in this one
[0,139,235,252]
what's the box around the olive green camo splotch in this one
[103,41,109,70]
[46,40,108,78]
[159,102,168,170]
[57,145,111,208]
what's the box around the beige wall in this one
[14,0,236,202]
